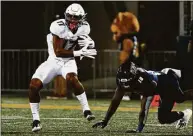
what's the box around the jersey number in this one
[138,77,144,83]
[57,21,65,26]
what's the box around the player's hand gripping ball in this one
[77,34,95,49]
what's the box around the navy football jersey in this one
[116,59,184,101]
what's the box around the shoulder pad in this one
[76,21,90,36]
[50,19,70,38]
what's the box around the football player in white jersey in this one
[29,3,97,132]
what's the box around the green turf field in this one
[1,95,192,136]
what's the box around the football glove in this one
[125,123,144,133]
[136,123,145,132]
[78,35,95,48]
[92,120,108,129]
[73,45,97,60]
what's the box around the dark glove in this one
[92,120,108,129]
[125,123,145,133]
[136,123,145,132]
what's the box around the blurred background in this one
[1,1,193,98]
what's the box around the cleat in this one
[32,120,42,132]
[176,109,192,129]
[84,110,95,121]
[122,95,131,101]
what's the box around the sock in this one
[30,103,40,121]
[76,92,90,112]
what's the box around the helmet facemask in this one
[65,13,85,31]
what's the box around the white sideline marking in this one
[2,116,192,128]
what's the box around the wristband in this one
[73,50,82,57]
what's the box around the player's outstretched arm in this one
[137,96,153,132]
[126,95,153,133]
[92,87,125,128]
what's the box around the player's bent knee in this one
[29,78,43,103]
[158,113,167,124]
[158,117,167,124]
[29,78,43,92]
[66,73,78,83]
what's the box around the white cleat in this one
[122,95,131,101]
[32,120,42,132]
[176,109,192,129]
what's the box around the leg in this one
[65,73,95,121]
[158,97,192,129]
[158,98,183,124]
[29,78,43,132]
[66,73,84,96]
[61,60,95,121]
[29,60,58,132]
[29,78,43,103]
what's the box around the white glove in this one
[73,45,97,60]
[78,34,95,48]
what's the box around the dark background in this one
[2,1,180,50]
[2,1,192,90]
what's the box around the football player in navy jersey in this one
[92,38,192,132]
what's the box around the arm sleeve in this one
[136,96,153,132]
[139,96,153,124]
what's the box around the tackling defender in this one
[92,38,192,133]
[29,3,97,132]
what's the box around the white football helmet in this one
[65,3,86,31]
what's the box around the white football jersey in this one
[47,19,90,62]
